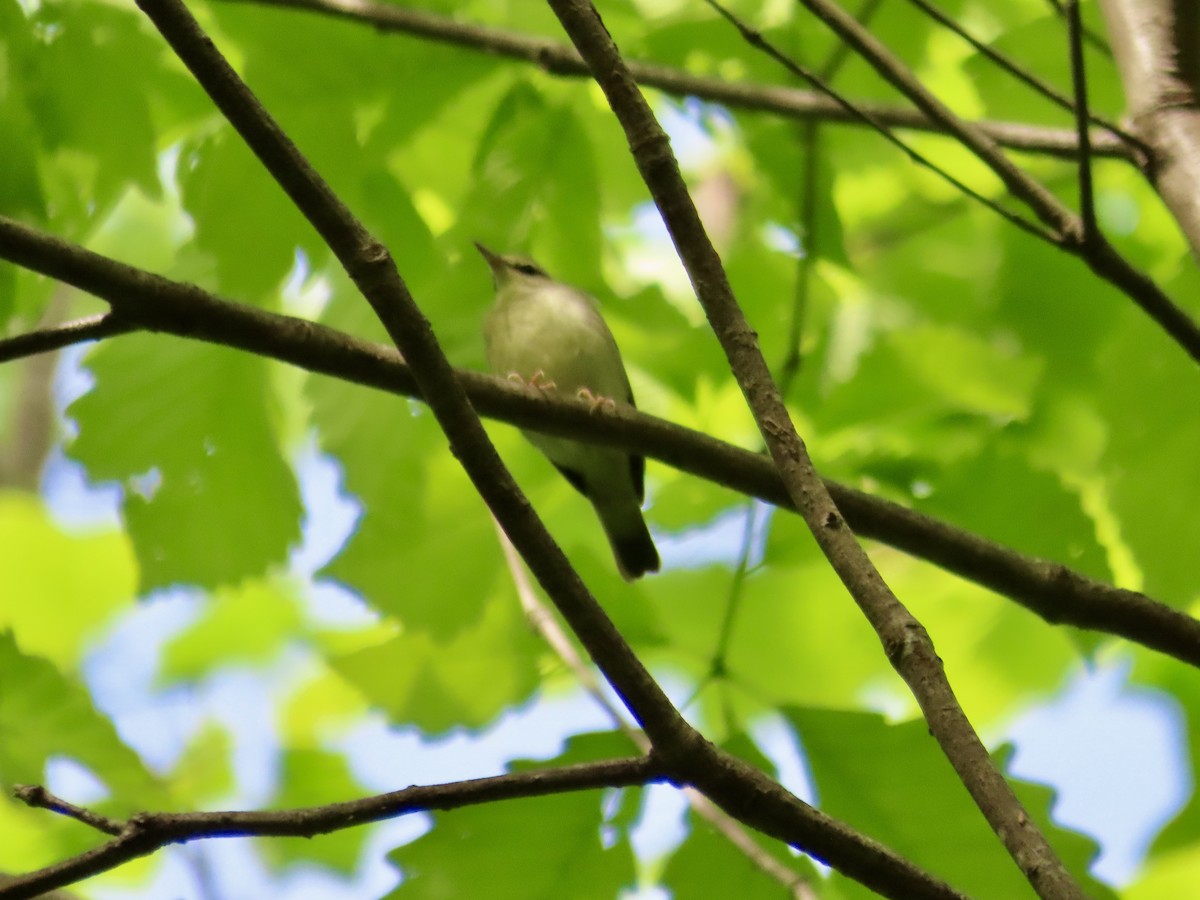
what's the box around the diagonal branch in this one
[219,0,1134,161]
[3,760,662,899]
[547,0,1085,897]
[1,214,1197,672]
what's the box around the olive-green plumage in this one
[476,243,659,581]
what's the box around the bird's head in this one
[474,242,549,289]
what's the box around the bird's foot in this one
[507,370,557,391]
[577,388,617,413]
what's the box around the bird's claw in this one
[577,388,617,413]
[507,370,557,391]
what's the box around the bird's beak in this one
[474,242,502,274]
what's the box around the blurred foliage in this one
[0,0,1197,896]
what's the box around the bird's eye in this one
[514,263,543,277]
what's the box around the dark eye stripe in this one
[514,263,544,277]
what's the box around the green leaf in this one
[177,128,319,300]
[0,3,46,221]
[913,444,1111,582]
[1095,303,1200,604]
[454,83,604,284]
[723,538,899,710]
[0,493,135,667]
[965,13,1123,126]
[663,805,820,900]
[0,632,162,804]
[27,1,161,215]
[167,723,235,809]
[68,335,302,591]
[159,579,303,683]
[330,589,540,734]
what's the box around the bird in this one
[476,242,660,581]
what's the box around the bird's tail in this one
[596,501,660,581]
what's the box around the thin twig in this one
[1,215,1197,671]
[11,785,122,836]
[1044,0,1113,57]
[797,0,1077,234]
[710,503,763,679]
[4,762,663,900]
[703,0,1055,242]
[1065,0,1097,238]
[780,0,882,392]
[216,0,1134,161]
[0,314,135,365]
[777,123,817,394]
[496,518,633,736]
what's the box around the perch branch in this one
[1,215,1197,672]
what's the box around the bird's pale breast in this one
[485,282,630,402]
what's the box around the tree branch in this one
[547,1,1084,897]
[218,0,1134,161]
[3,760,662,900]
[1,214,1197,671]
